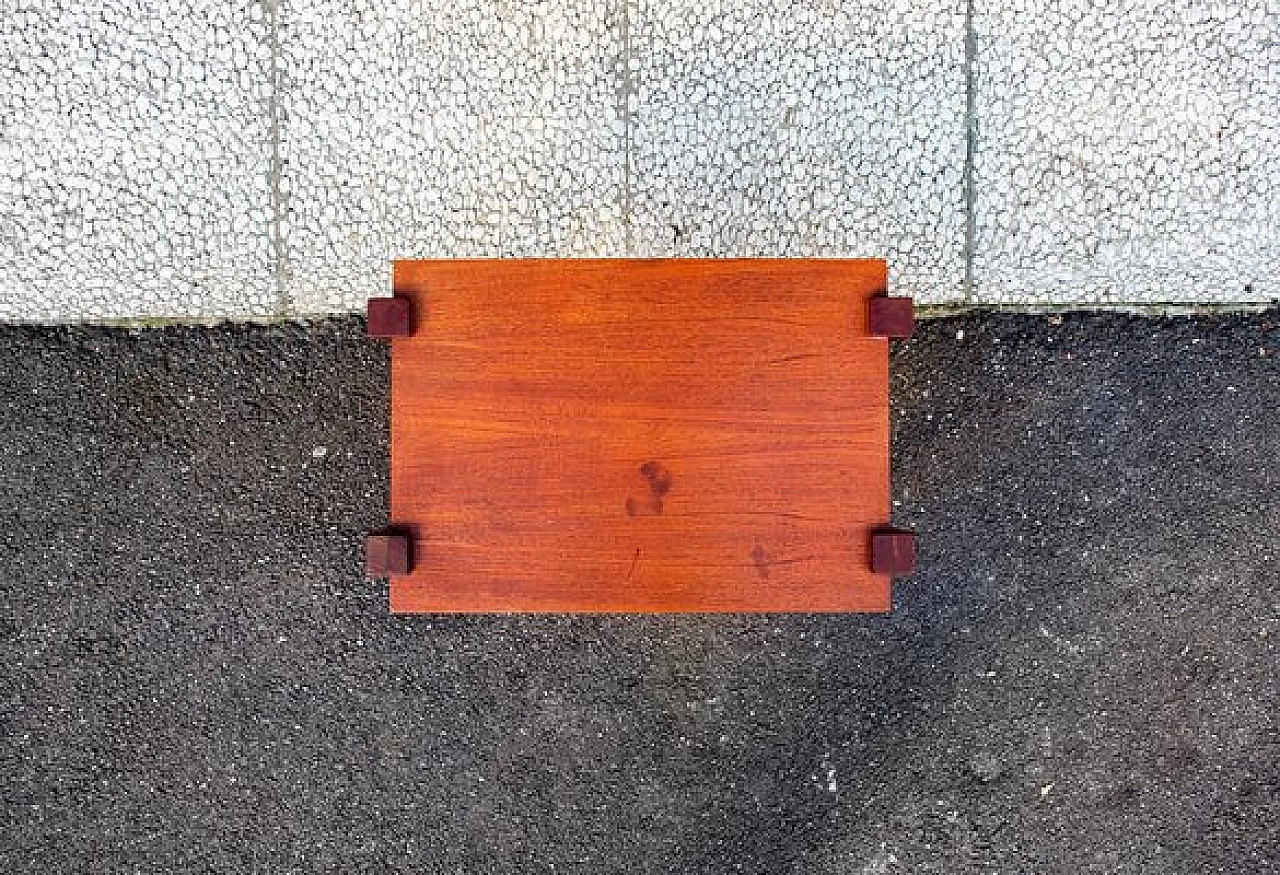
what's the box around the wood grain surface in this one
[388,259,892,612]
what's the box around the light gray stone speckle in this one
[974,1,1280,304]
[0,0,276,320]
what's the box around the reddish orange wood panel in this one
[388,259,891,613]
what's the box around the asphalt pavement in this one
[1,313,1277,873]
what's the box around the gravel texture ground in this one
[1,314,1277,873]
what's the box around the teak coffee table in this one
[366,259,915,613]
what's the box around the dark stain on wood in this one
[751,544,770,580]
[639,460,673,513]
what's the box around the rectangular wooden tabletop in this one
[387,259,891,612]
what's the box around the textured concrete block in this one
[0,0,277,321]
[5,0,1276,321]
[974,1,1280,304]
[277,1,628,313]
[628,0,968,305]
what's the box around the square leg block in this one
[366,296,414,338]
[869,296,915,339]
[871,528,917,576]
[366,532,412,577]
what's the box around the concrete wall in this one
[1,0,1276,321]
